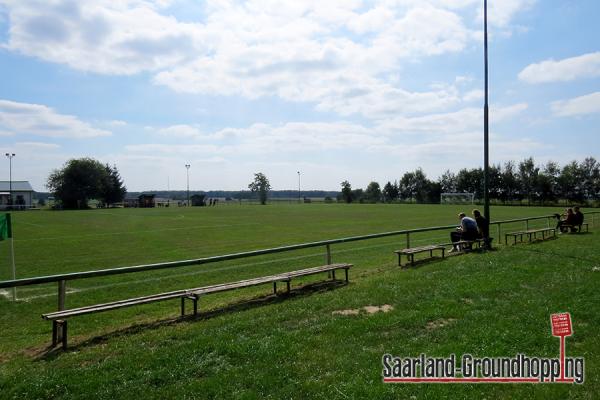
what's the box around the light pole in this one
[483,0,491,227]
[5,153,15,208]
[297,171,301,203]
[185,164,190,206]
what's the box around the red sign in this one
[551,313,573,337]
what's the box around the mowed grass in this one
[0,204,599,399]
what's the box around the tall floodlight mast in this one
[483,0,491,227]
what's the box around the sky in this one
[0,0,599,192]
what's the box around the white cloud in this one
[107,119,127,127]
[551,92,600,117]
[0,99,112,138]
[0,1,533,121]
[378,103,528,134]
[156,124,205,139]
[485,0,536,28]
[519,52,600,84]
[462,89,484,102]
[1,0,206,75]
[16,141,61,149]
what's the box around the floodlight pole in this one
[185,164,190,206]
[5,153,15,208]
[297,171,301,203]
[483,0,491,225]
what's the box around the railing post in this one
[57,279,66,343]
[326,244,332,265]
[58,280,66,311]
[406,232,410,249]
[497,223,501,245]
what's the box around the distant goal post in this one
[440,192,475,205]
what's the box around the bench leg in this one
[181,297,185,316]
[52,320,58,347]
[286,280,290,293]
[273,281,277,295]
[193,296,198,316]
[397,253,402,267]
[332,270,336,281]
[345,268,349,283]
[62,321,68,350]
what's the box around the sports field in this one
[1,204,599,398]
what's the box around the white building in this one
[0,181,34,209]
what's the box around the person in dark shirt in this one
[472,209,489,239]
[573,206,584,227]
[556,208,576,233]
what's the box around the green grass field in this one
[1,204,599,399]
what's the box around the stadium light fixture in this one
[5,153,15,207]
[185,164,190,206]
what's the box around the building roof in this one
[0,181,34,191]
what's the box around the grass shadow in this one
[34,279,349,359]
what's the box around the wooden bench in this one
[395,245,445,267]
[453,237,493,251]
[560,223,589,233]
[42,263,352,349]
[505,228,556,245]
[183,264,351,315]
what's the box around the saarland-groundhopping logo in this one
[382,312,585,384]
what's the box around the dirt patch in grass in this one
[426,318,457,331]
[332,304,394,316]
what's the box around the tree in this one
[558,161,584,203]
[99,164,127,206]
[518,157,539,205]
[47,158,122,209]
[438,170,457,193]
[340,181,353,203]
[382,181,399,203]
[536,161,560,204]
[399,169,431,202]
[580,157,600,200]
[455,168,483,199]
[499,161,519,203]
[248,172,271,205]
[364,181,382,203]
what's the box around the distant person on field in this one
[450,212,479,252]
[472,209,489,240]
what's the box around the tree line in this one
[338,157,600,205]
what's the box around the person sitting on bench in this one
[573,206,584,230]
[473,209,490,248]
[556,208,576,233]
[450,212,479,252]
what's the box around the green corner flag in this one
[0,213,12,241]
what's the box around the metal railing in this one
[1,212,597,311]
